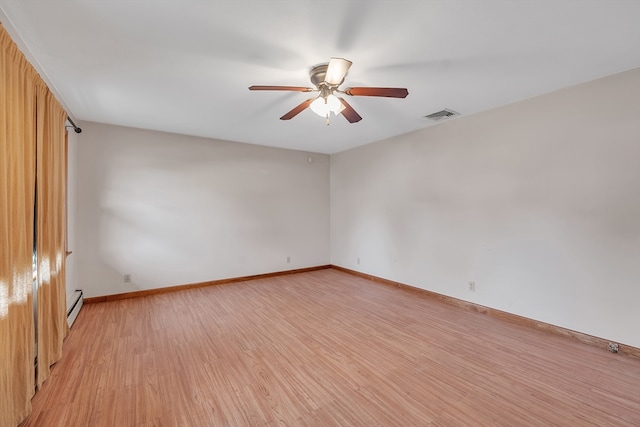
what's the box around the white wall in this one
[331,68,640,347]
[76,122,329,298]
[65,130,78,302]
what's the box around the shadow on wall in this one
[79,123,329,295]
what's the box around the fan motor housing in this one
[310,64,331,88]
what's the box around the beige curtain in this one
[1,22,69,424]
[35,85,69,389]
[0,23,38,426]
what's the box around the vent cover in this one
[425,108,459,121]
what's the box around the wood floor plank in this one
[19,269,640,426]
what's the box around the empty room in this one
[1,1,639,426]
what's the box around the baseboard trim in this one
[84,265,331,304]
[331,265,640,359]
[82,263,638,359]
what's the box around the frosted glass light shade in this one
[326,94,343,112]
[325,57,352,85]
[310,97,329,116]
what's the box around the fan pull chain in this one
[326,113,330,126]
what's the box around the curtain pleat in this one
[35,86,69,389]
[1,22,69,425]
[0,23,38,427]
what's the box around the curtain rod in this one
[66,116,82,134]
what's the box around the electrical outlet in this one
[468,281,475,292]
[124,274,131,283]
[357,257,360,265]
[286,256,291,263]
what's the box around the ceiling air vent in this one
[425,108,459,121]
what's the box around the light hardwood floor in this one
[20,269,640,426]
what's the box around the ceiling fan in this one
[249,57,408,124]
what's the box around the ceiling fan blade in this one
[343,87,409,98]
[325,57,353,86]
[249,85,314,92]
[338,97,362,123]
[280,98,315,120]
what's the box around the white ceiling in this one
[1,1,639,154]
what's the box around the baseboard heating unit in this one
[66,290,83,327]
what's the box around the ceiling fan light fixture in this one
[310,94,343,117]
